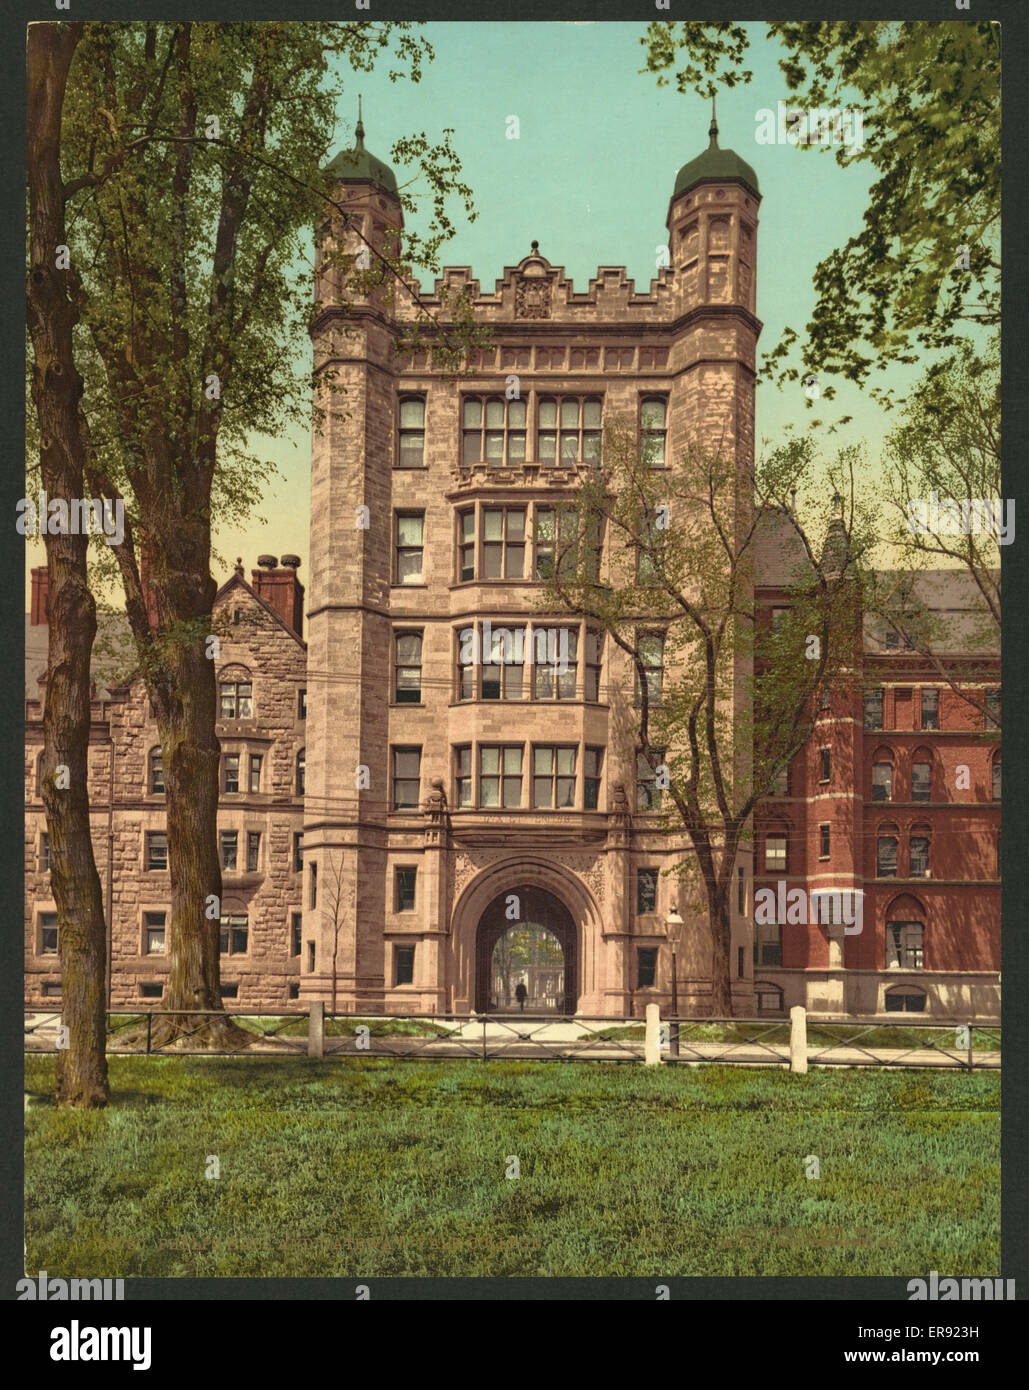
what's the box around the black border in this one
[4,0,1026,1312]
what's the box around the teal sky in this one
[25,21,968,593]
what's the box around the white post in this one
[789,1004,808,1074]
[308,1000,324,1058]
[645,1003,661,1065]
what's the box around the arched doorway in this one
[475,886,577,1015]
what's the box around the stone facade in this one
[25,565,307,1010]
[23,122,1000,1024]
[298,120,768,1021]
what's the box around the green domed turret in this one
[325,102,398,197]
[673,112,759,200]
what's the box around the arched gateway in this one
[475,886,577,1015]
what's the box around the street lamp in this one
[666,906,684,1056]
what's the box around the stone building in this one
[25,560,307,1010]
[301,113,765,1019]
[299,114,1000,1022]
[24,116,1000,1023]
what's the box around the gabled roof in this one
[26,568,306,701]
[213,569,307,652]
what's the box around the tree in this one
[541,422,870,1015]
[642,20,999,403]
[26,20,109,1107]
[864,336,1000,721]
[321,852,355,1019]
[54,21,483,1047]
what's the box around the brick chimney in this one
[30,566,49,625]
[250,554,304,638]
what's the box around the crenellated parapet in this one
[401,241,680,326]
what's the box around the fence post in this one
[645,1003,661,1065]
[789,1005,807,1074]
[967,1023,974,1073]
[146,1012,152,1055]
[308,1000,324,1058]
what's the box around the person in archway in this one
[515,981,528,1013]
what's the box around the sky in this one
[25,20,971,594]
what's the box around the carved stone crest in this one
[515,277,551,319]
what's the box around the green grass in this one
[105,1013,456,1044]
[24,1056,999,1278]
[244,1016,458,1039]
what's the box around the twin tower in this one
[300,114,762,1018]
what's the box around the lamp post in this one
[666,907,684,1056]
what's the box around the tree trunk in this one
[332,936,338,1018]
[707,884,735,1018]
[27,21,110,1108]
[144,515,249,1051]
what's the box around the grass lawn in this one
[24,1056,998,1278]
[106,1014,456,1044]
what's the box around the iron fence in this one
[319,1012,647,1062]
[22,1008,1000,1069]
[656,1016,1000,1071]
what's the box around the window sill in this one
[449,699,601,708]
[449,578,551,588]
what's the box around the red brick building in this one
[753,564,1000,1020]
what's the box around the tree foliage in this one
[540,423,873,1014]
[864,336,1000,718]
[642,20,1000,403]
[48,20,484,1043]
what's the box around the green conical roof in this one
[673,115,760,199]
[325,107,398,196]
